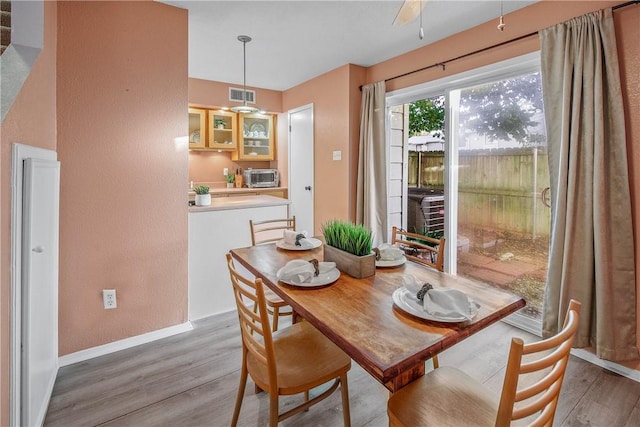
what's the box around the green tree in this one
[409,97,445,137]
[458,72,544,145]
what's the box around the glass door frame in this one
[386,52,543,335]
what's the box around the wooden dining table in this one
[230,243,526,393]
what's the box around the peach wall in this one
[56,1,188,355]
[0,1,57,423]
[616,5,640,368]
[283,64,367,234]
[276,112,289,187]
[188,150,276,187]
[189,77,282,113]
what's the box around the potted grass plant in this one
[194,185,211,206]
[321,220,375,278]
[225,174,235,188]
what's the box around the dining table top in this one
[230,242,526,392]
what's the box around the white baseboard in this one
[58,321,193,367]
[571,348,640,383]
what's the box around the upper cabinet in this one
[208,109,237,151]
[188,108,206,149]
[188,107,276,160]
[232,113,276,161]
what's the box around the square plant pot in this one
[324,244,375,279]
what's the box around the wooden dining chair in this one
[391,226,446,369]
[387,299,581,427]
[249,216,296,245]
[248,217,296,331]
[226,253,352,427]
[391,226,446,272]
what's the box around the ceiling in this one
[160,0,538,91]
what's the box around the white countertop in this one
[188,186,287,196]
[189,195,290,213]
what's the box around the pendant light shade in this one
[231,35,259,113]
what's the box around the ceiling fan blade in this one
[393,0,427,27]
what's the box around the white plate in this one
[250,122,266,134]
[392,287,480,322]
[278,267,341,288]
[376,256,406,268]
[275,237,323,251]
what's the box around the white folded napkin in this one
[376,243,404,261]
[277,259,337,284]
[423,288,473,321]
[402,274,472,320]
[283,230,314,248]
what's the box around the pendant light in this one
[231,35,259,113]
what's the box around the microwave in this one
[243,169,279,188]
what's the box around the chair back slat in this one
[391,226,445,271]
[496,299,581,426]
[250,217,296,246]
[226,253,278,387]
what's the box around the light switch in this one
[332,151,342,161]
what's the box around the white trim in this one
[571,349,640,384]
[502,313,542,337]
[386,52,541,106]
[58,321,194,367]
[11,143,57,427]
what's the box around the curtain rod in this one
[360,0,638,90]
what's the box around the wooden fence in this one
[408,147,550,238]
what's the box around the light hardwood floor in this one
[45,311,640,426]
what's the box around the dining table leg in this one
[385,363,426,393]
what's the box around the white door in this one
[288,104,314,234]
[22,158,60,426]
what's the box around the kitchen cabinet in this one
[188,108,206,149]
[188,197,289,319]
[207,109,237,151]
[232,113,275,161]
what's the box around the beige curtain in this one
[540,8,638,361]
[356,81,387,246]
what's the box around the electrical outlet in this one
[223,167,229,176]
[103,289,117,309]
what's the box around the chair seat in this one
[247,321,351,395]
[387,366,499,427]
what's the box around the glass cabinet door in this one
[208,109,237,150]
[188,108,206,149]
[235,113,275,160]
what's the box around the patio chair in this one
[391,226,445,272]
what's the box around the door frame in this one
[10,143,58,426]
[287,103,314,233]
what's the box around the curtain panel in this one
[356,81,387,247]
[540,8,638,361]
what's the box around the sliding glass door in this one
[388,53,548,332]
[451,71,548,325]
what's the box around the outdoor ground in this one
[457,226,549,320]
